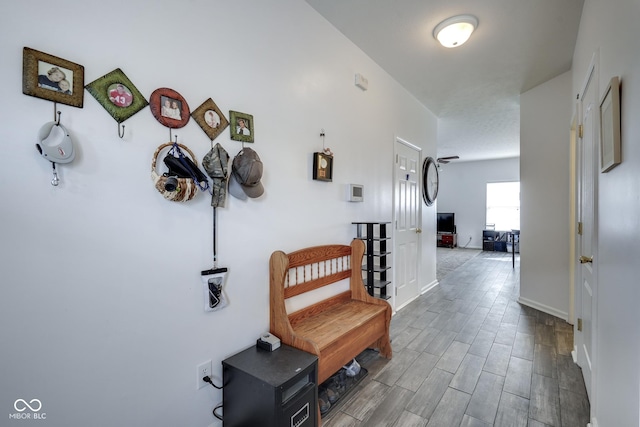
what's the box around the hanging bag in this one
[151,142,200,202]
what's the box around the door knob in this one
[416,228,422,234]
[579,255,593,264]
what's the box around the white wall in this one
[572,0,640,425]
[437,158,520,249]
[519,71,572,320]
[0,1,437,426]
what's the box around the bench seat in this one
[270,240,392,386]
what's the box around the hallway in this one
[322,251,590,426]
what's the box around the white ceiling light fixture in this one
[433,15,478,48]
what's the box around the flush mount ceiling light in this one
[433,15,478,48]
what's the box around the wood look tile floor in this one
[322,251,590,427]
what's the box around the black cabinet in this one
[353,222,391,300]
[222,345,318,427]
[483,230,515,252]
[482,230,499,251]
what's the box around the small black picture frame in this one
[313,152,333,182]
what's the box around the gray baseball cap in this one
[229,147,264,199]
[202,143,229,207]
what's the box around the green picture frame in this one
[85,68,148,123]
[229,111,254,143]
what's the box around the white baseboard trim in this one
[571,348,578,364]
[395,280,439,313]
[396,294,420,312]
[517,296,569,321]
[421,279,439,295]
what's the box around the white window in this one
[486,182,520,230]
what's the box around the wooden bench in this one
[269,239,392,385]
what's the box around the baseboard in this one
[395,294,421,311]
[395,280,438,312]
[571,348,578,364]
[517,296,569,321]
[421,279,438,295]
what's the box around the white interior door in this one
[576,59,598,402]
[394,138,421,310]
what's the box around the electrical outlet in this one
[197,360,212,390]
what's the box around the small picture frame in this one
[229,111,254,143]
[85,68,148,123]
[313,152,333,182]
[191,98,229,141]
[150,88,190,128]
[22,47,84,108]
[599,76,621,173]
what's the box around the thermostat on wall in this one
[348,184,364,202]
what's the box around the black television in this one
[437,212,455,234]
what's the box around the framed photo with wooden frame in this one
[599,76,621,173]
[85,68,148,123]
[191,98,229,141]
[229,111,254,143]
[149,88,190,128]
[22,47,84,108]
[313,152,333,182]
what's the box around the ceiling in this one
[305,0,585,163]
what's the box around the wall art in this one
[229,110,254,143]
[313,152,333,182]
[191,98,229,141]
[150,88,190,128]
[22,47,84,108]
[85,68,148,124]
[599,76,621,173]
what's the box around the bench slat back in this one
[283,245,352,299]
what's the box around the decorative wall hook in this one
[118,123,125,139]
[320,128,333,156]
[53,102,61,126]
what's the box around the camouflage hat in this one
[202,143,229,207]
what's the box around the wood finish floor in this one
[322,251,590,427]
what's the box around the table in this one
[508,230,520,268]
